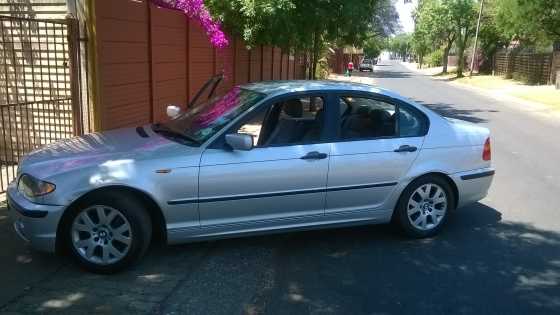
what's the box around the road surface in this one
[1,60,559,315]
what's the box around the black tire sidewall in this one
[63,191,152,274]
[396,176,455,238]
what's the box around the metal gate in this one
[0,15,91,193]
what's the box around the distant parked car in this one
[8,80,494,273]
[359,59,375,71]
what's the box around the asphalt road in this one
[1,60,559,314]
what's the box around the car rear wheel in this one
[394,176,455,238]
[64,192,152,273]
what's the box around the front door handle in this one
[301,151,328,160]
[394,145,418,153]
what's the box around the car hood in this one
[19,125,199,179]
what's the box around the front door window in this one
[236,96,325,147]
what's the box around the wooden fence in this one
[494,50,555,85]
[93,0,307,131]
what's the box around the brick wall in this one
[93,0,306,131]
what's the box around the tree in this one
[388,33,412,61]
[413,0,477,76]
[449,0,477,77]
[412,27,431,68]
[363,37,384,58]
[414,0,457,73]
[494,0,560,45]
[207,0,398,80]
[475,0,509,72]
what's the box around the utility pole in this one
[469,0,484,77]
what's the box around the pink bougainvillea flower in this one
[151,0,229,49]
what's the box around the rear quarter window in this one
[398,104,429,137]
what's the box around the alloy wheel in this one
[406,183,448,231]
[71,206,132,265]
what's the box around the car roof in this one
[241,80,400,99]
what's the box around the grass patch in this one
[454,75,521,89]
[511,87,560,108]
[452,74,560,108]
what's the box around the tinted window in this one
[399,104,427,137]
[338,96,396,140]
[236,96,325,147]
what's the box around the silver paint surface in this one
[7,81,494,251]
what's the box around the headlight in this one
[17,174,56,198]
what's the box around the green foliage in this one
[411,26,431,67]
[412,0,477,75]
[425,49,444,67]
[387,33,412,59]
[363,37,384,58]
[493,0,560,45]
[206,0,399,79]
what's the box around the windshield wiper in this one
[152,123,200,145]
[189,73,224,108]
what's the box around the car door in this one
[325,93,428,214]
[198,94,331,228]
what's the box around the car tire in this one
[62,191,152,274]
[394,175,455,238]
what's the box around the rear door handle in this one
[394,145,417,153]
[301,151,328,160]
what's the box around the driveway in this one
[1,60,559,315]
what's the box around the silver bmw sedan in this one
[7,80,494,273]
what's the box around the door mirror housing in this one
[166,105,181,118]
[225,133,254,151]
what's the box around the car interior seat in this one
[265,99,306,145]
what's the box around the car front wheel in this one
[64,192,152,273]
[394,176,455,238]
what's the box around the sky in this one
[395,0,418,34]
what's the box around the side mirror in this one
[225,133,254,151]
[166,105,181,118]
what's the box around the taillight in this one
[482,138,491,161]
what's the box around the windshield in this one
[159,87,266,144]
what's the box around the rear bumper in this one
[6,183,65,253]
[451,168,495,208]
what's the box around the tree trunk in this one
[311,29,320,80]
[307,53,313,80]
[456,34,469,78]
[442,45,451,74]
[456,46,465,78]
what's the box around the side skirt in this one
[166,208,393,245]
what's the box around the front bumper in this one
[451,168,495,208]
[6,183,65,253]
